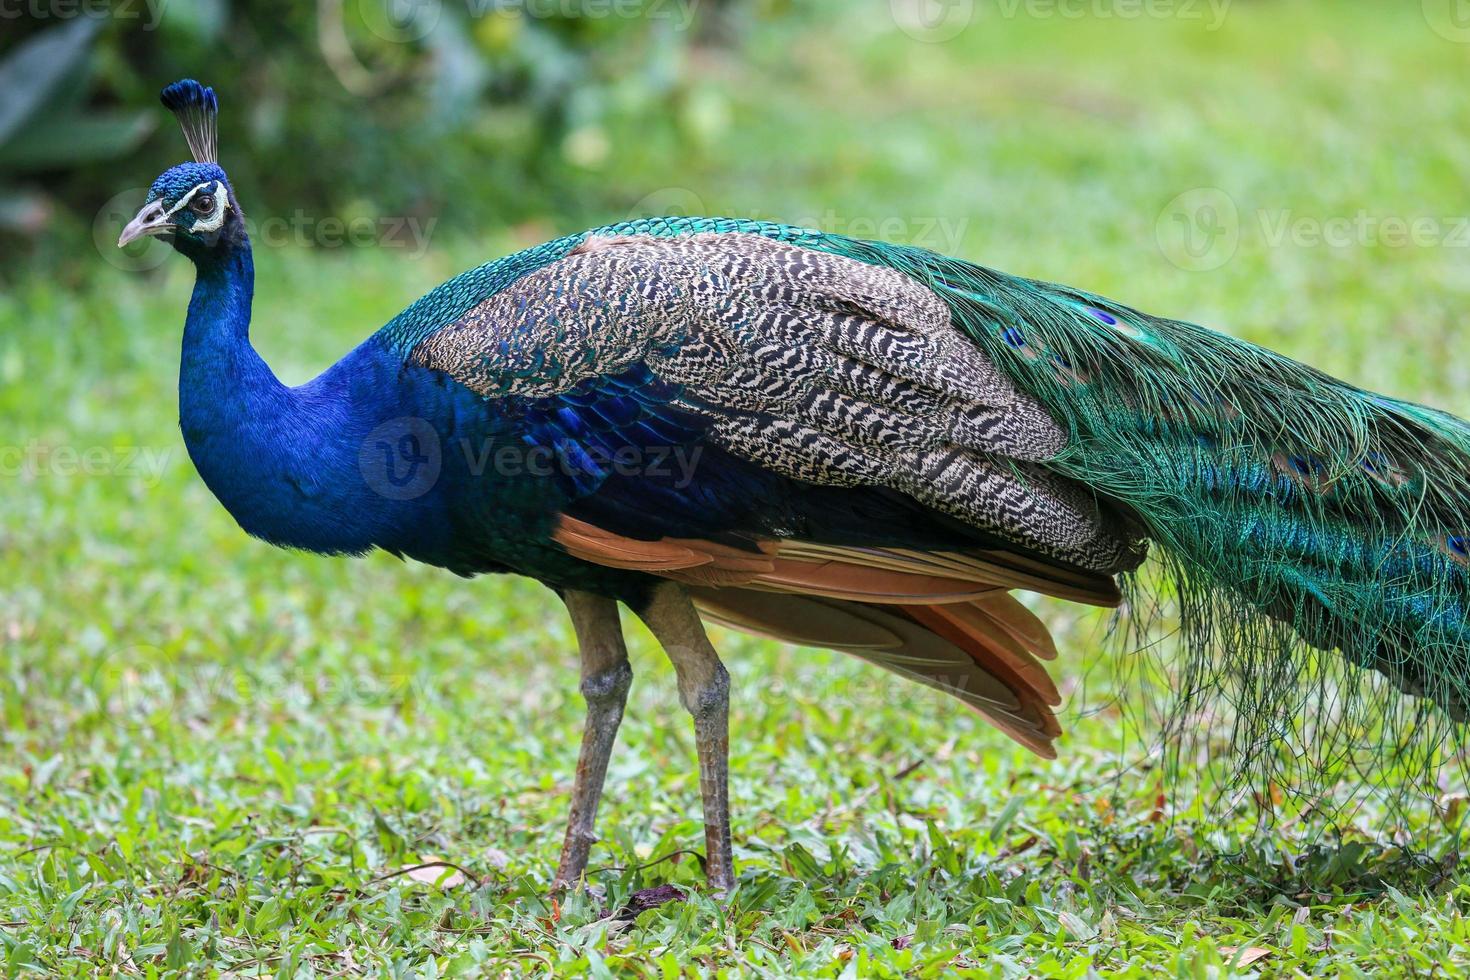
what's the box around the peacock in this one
[119,80,1470,894]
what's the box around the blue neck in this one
[177,240,392,554]
[180,242,282,419]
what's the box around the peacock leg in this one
[638,582,736,895]
[552,590,633,891]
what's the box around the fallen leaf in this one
[1223,946,1272,966]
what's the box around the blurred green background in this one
[2,0,767,269]
[5,0,1470,975]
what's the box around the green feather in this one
[795,228,1470,792]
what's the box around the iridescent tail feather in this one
[807,234,1470,785]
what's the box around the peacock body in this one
[121,81,1470,892]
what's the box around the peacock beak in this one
[117,200,173,247]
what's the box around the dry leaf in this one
[1223,946,1272,966]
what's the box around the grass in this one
[5,2,1470,975]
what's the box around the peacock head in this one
[118,80,245,260]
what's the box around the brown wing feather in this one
[552,516,1118,606]
[689,589,1061,756]
[550,514,1088,756]
[969,592,1060,661]
[900,603,1061,707]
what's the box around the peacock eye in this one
[191,194,215,214]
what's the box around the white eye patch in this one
[164,180,230,233]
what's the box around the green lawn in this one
[6,2,1470,975]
